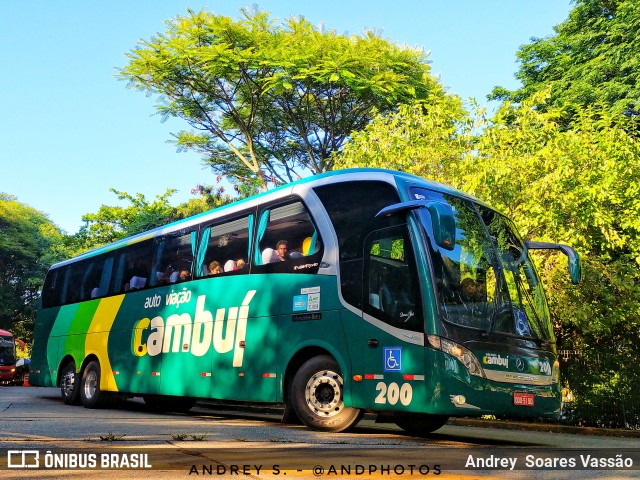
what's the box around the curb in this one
[447,417,640,438]
[196,402,640,438]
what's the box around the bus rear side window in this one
[42,269,63,308]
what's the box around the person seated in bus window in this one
[90,287,100,299]
[179,269,191,282]
[224,260,236,272]
[460,277,485,303]
[276,240,289,262]
[208,261,222,275]
[236,258,246,270]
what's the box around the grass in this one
[99,431,126,442]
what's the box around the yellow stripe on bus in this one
[85,295,125,392]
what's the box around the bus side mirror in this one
[426,203,456,251]
[525,241,582,284]
[375,200,456,251]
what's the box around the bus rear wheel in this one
[60,361,80,405]
[80,360,110,409]
[290,355,361,432]
[394,413,449,435]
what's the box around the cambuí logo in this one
[482,353,509,369]
[132,290,257,367]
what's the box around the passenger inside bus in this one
[208,261,222,275]
[275,240,289,261]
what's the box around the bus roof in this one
[50,168,475,269]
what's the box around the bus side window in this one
[112,241,154,293]
[42,268,66,308]
[64,263,85,304]
[254,201,323,273]
[363,226,423,333]
[152,229,195,285]
[195,214,253,278]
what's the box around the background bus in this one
[30,169,580,433]
[0,329,25,386]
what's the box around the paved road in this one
[0,386,638,479]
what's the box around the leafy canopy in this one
[490,0,640,120]
[120,8,445,187]
[70,187,232,253]
[0,194,67,339]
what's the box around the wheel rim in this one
[304,369,344,418]
[61,369,75,398]
[84,369,98,400]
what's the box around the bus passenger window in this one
[113,241,154,293]
[254,201,323,273]
[195,215,252,278]
[152,229,194,285]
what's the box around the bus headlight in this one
[428,335,485,378]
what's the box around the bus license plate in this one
[513,393,534,406]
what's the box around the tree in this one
[490,0,640,121]
[335,98,472,181]
[0,195,67,340]
[119,8,446,188]
[69,186,235,254]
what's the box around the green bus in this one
[31,169,581,433]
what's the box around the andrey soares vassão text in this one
[465,453,635,470]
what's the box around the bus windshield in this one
[0,336,16,366]
[415,190,552,341]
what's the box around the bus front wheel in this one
[80,360,109,409]
[60,361,81,405]
[290,355,361,432]
[394,413,449,435]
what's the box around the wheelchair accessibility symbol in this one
[384,347,402,372]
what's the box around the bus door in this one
[342,224,426,412]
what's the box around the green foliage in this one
[70,187,234,253]
[69,189,179,253]
[0,194,68,339]
[463,98,640,267]
[336,99,473,181]
[120,7,445,187]
[490,0,640,120]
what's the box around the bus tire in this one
[80,360,109,409]
[394,413,449,435]
[290,355,361,432]
[60,361,81,405]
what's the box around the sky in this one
[1,1,573,234]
